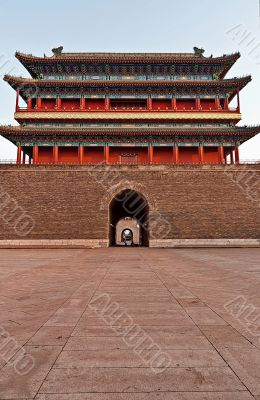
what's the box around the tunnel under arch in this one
[109,189,149,247]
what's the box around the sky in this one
[0,0,259,160]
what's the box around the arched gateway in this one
[109,189,149,247]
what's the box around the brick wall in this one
[0,164,259,243]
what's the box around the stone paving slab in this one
[184,306,228,325]
[0,248,259,399]
[27,326,74,346]
[64,334,213,350]
[39,366,245,393]
[199,325,254,348]
[0,345,62,398]
[55,349,225,368]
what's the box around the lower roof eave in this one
[1,130,258,147]
[1,124,260,136]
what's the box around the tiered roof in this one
[15,50,240,79]
[1,48,259,148]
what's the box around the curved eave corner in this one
[15,52,39,78]
[220,52,240,78]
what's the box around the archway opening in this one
[121,227,134,246]
[116,218,140,246]
[109,189,149,247]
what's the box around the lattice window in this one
[120,153,138,164]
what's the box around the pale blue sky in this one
[0,0,259,160]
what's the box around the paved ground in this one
[0,248,260,399]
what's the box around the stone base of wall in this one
[0,239,108,249]
[149,239,260,248]
[0,238,259,249]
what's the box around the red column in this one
[16,89,19,111]
[22,149,26,164]
[196,97,201,110]
[149,145,153,164]
[105,97,110,111]
[53,145,59,163]
[56,97,61,110]
[173,146,179,164]
[235,146,240,164]
[171,97,177,110]
[199,146,204,164]
[237,88,240,113]
[78,146,84,164]
[16,145,21,164]
[27,98,32,110]
[80,97,86,110]
[218,146,225,164]
[230,149,234,164]
[36,97,42,110]
[224,96,229,110]
[33,145,38,164]
[147,96,152,110]
[104,145,109,164]
[215,96,220,110]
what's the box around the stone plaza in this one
[0,247,259,399]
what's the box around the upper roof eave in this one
[15,51,240,63]
[15,51,241,78]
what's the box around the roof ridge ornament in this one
[193,47,205,58]
[52,46,63,56]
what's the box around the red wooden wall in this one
[83,147,104,163]
[204,147,220,163]
[153,147,173,163]
[179,147,200,163]
[152,99,172,110]
[38,147,53,163]
[36,146,223,165]
[109,147,148,163]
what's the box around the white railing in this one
[239,159,260,164]
[0,159,17,164]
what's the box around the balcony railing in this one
[1,159,259,165]
[0,159,17,164]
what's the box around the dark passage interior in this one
[109,189,149,247]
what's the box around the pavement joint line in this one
[31,393,251,397]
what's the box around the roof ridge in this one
[15,51,241,60]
